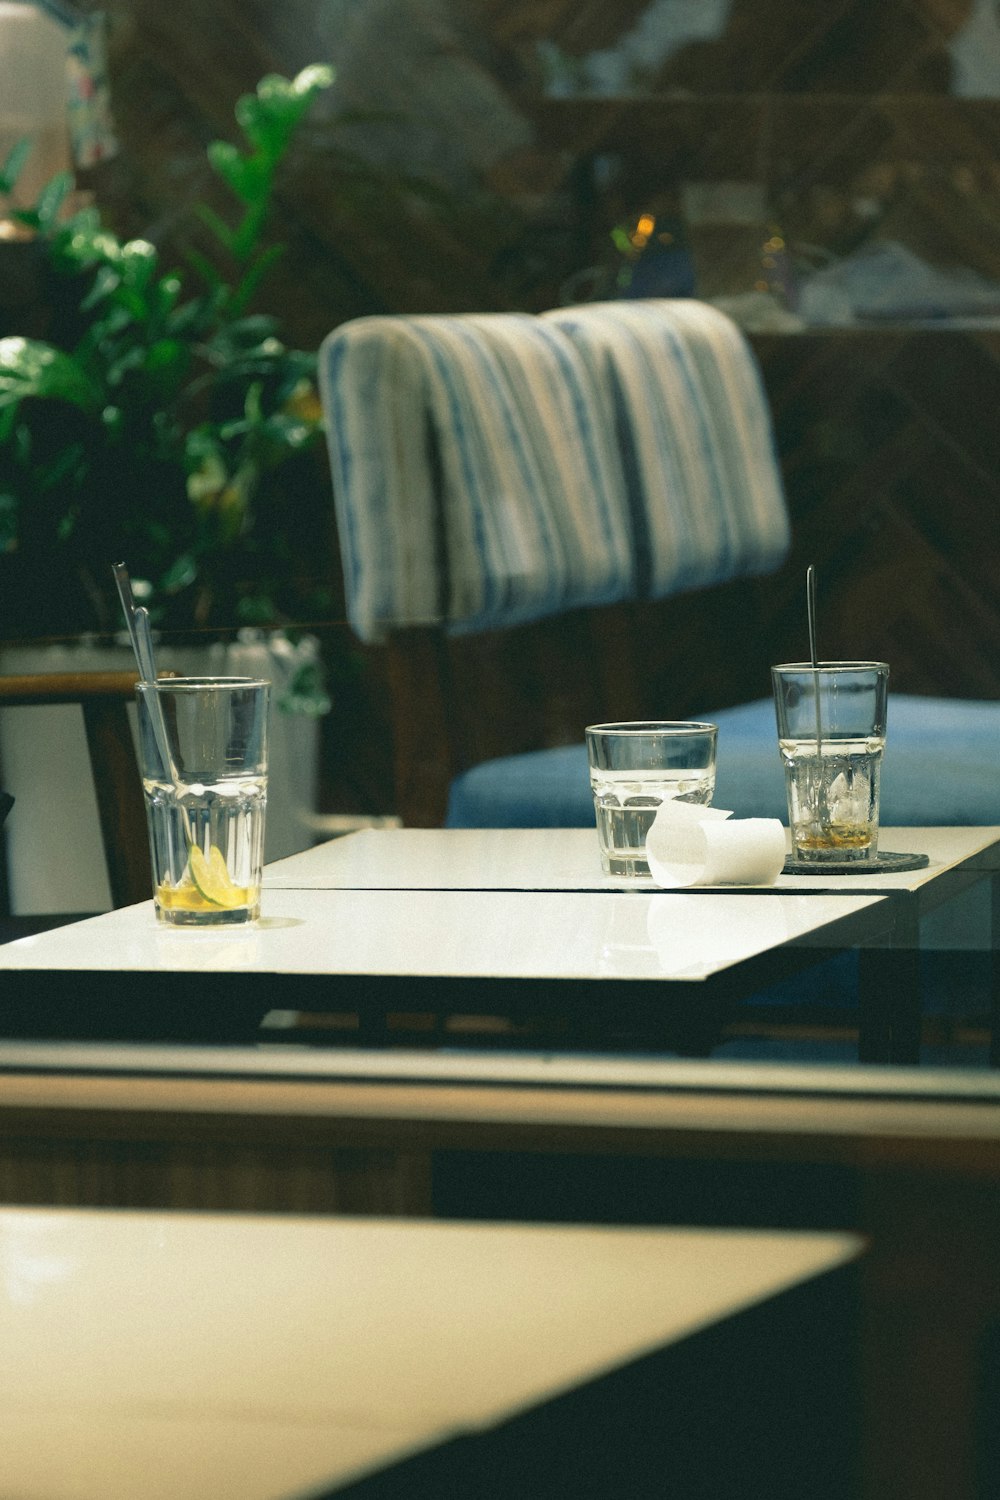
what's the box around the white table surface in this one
[0,887,889,983]
[263,825,1000,896]
[0,1207,861,1500]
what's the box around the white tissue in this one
[645,800,787,888]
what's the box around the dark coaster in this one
[782,850,930,876]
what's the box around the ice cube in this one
[828,769,868,823]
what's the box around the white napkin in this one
[645,800,787,888]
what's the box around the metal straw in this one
[806,564,820,672]
[112,563,147,680]
[112,562,193,845]
[806,563,828,834]
[133,604,159,685]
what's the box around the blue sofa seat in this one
[446,695,1000,829]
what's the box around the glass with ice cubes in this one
[771,661,889,863]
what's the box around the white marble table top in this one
[263,825,1000,897]
[0,887,889,984]
[0,1206,861,1500]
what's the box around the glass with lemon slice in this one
[136,678,269,926]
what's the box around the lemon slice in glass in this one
[189,845,244,908]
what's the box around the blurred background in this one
[1,0,999,830]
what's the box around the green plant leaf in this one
[104,346,147,386]
[81,264,122,311]
[266,413,320,449]
[253,73,296,114]
[80,302,135,344]
[184,243,225,293]
[106,285,151,324]
[207,141,267,205]
[186,446,228,506]
[34,172,74,231]
[120,239,158,288]
[193,202,235,256]
[53,216,123,272]
[278,656,331,716]
[234,92,284,154]
[249,64,333,138]
[236,593,280,627]
[0,338,102,412]
[56,507,79,542]
[161,553,198,592]
[212,314,281,349]
[227,242,285,315]
[243,381,264,424]
[37,442,87,493]
[228,206,271,267]
[153,274,183,322]
[0,138,33,196]
[144,338,187,372]
[291,63,335,96]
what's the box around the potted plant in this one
[0,65,341,895]
[0,63,334,679]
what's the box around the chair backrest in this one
[0,670,150,914]
[319,299,791,824]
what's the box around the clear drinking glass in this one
[135,677,269,925]
[771,661,889,864]
[585,721,718,877]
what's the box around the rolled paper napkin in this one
[645,799,787,888]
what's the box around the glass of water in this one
[135,677,269,925]
[771,661,889,864]
[585,721,718,877]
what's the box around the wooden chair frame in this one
[0,671,150,911]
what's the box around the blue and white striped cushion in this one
[320,313,629,643]
[319,301,790,645]
[544,300,790,596]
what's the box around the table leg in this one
[858,899,921,1066]
[990,871,1000,1070]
